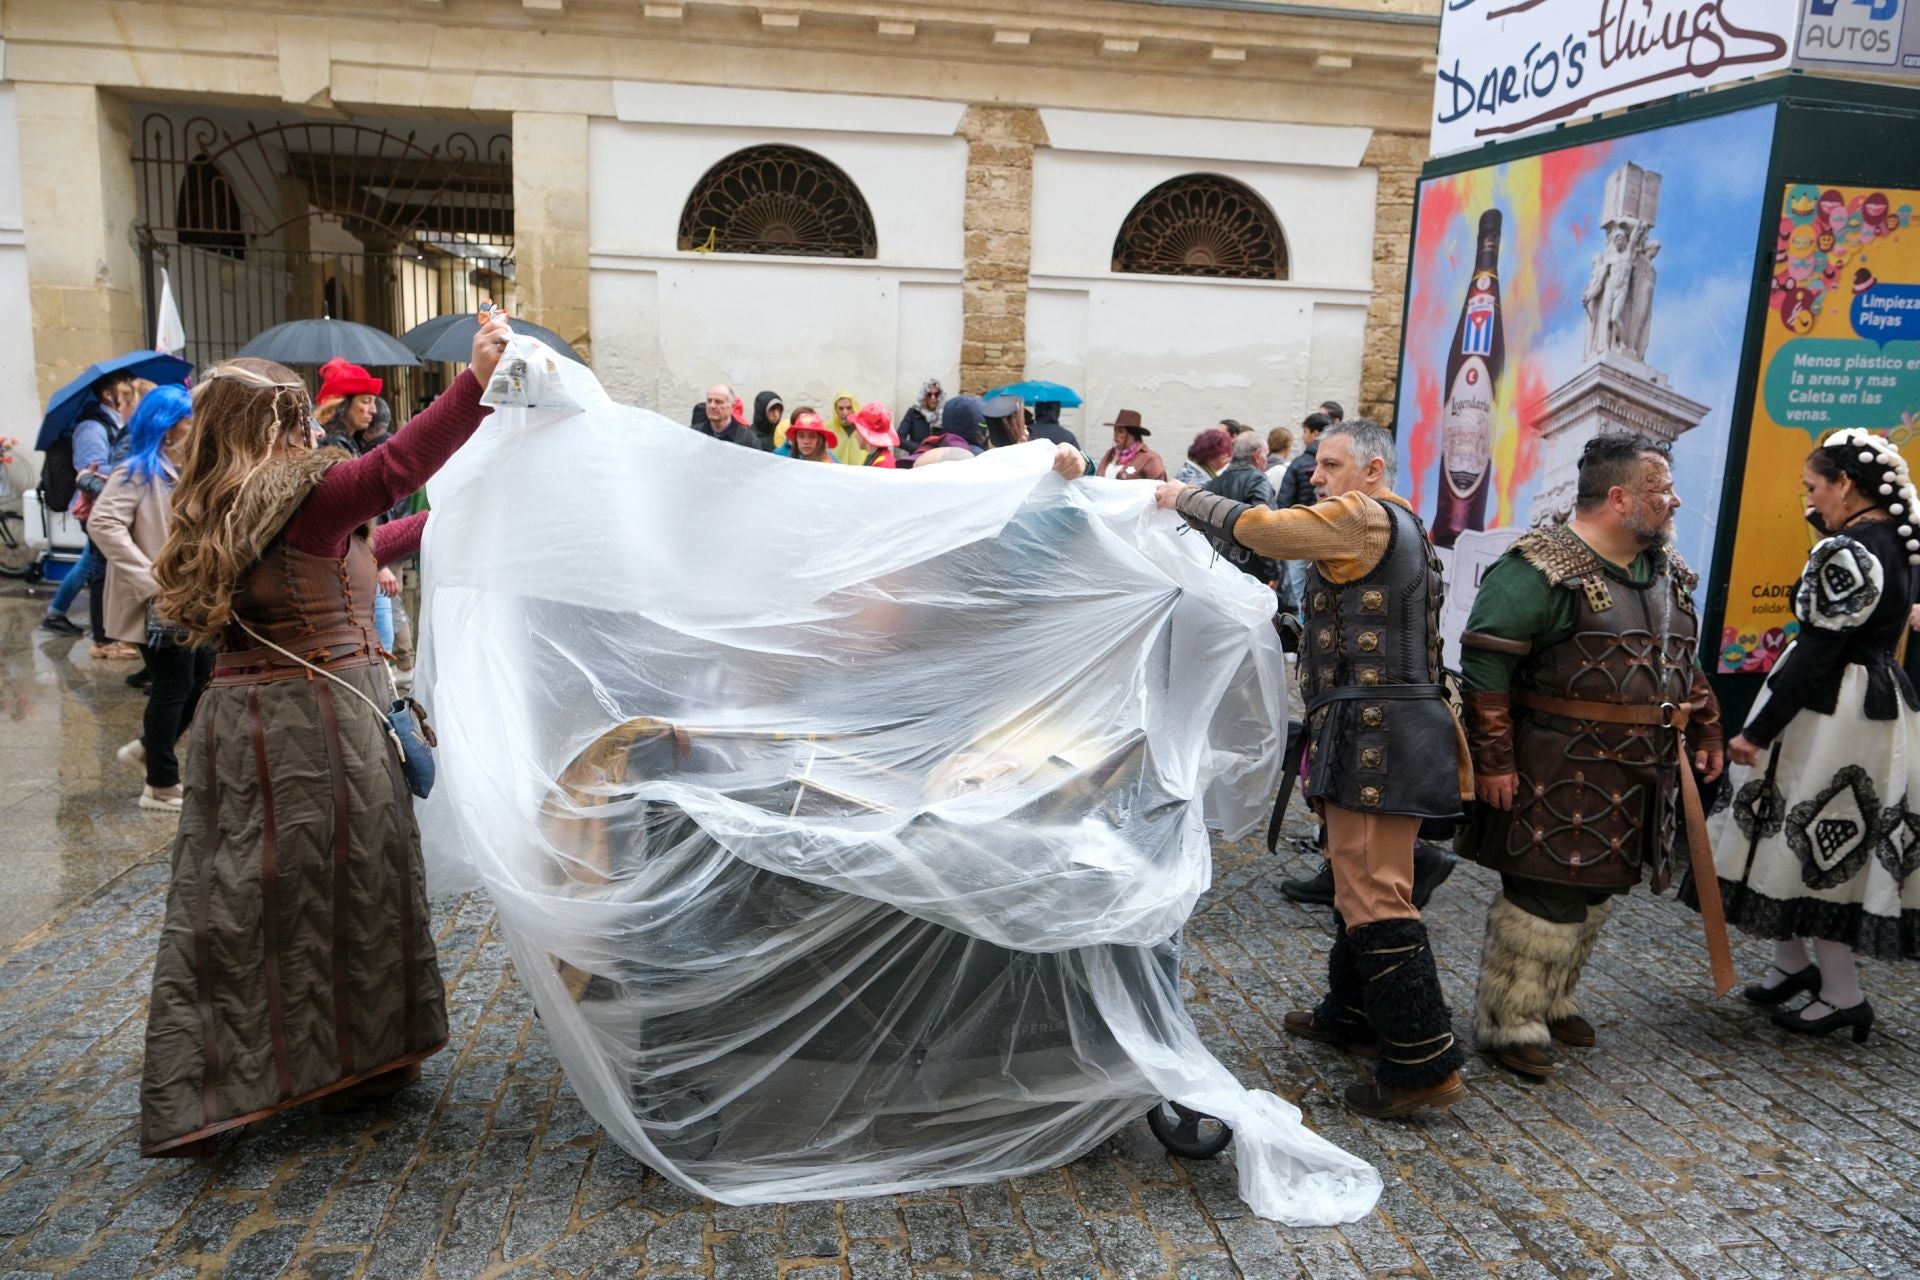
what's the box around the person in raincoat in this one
[826,392,864,464]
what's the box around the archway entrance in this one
[132,111,514,413]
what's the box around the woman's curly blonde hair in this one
[153,358,317,646]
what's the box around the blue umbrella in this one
[35,351,193,450]
[982,379,1082,408]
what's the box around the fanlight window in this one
[677,145,877,259]
[1111,174,1287,281]
[177,155,247,258]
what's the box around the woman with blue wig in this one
[88,384,211,811]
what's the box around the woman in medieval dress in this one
[138,310,513,1156]
[1699,429,1920,1044]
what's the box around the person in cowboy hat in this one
[1096,410,1166,481]
[781,411,840,463]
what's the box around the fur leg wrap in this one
[1545,897,1612,1024]
[1313,923,1372,1039]
[1351,918,1464,1089]
[1475,895,1587,1051]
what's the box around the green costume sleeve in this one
[1458,554,1567,693]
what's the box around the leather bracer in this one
[1685,667,1725,755]
[1174,488,1250,547]
[1462,689,1516,777]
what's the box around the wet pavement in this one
[3,605,1920,1278]
[0,593,182,951]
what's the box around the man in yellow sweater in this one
[1157,421,1473,1118]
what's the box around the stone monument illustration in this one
[1526,163,1710,525]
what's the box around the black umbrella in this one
[400,314,585,365]
[236,318,421,368]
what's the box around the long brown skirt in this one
[139,663,448,1155]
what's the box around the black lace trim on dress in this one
[1679,874,1920,962]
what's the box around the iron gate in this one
[132,112,515,413]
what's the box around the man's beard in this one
[1624,506,1673,548]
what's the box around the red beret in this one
[318,360,382,403]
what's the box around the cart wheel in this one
[1147,1101,1232,1159]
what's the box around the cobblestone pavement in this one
[4,817,1920,1280]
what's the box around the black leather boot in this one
[1411,842,1458,909]
[1281,859,1336,905]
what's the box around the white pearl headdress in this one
[1827,428,1920,563]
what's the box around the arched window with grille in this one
[1111,174,1288,282]
[677,145,877,259]
[176,155,248,259]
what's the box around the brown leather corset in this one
[212,535,386,686]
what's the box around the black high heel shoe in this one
[1771,996,1874,1044]
[1742,963,1821,1007]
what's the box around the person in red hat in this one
[852,402,899,468]
[316,360,385,455]
[783,411,840,463]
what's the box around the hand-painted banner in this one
[1719,182,1920,673]
[1430,0,1797,157]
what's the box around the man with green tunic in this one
[1458,434,1725,1078]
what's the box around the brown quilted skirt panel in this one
[139,664,448,1154]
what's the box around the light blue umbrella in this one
[982,379,1082,408]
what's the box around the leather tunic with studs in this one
[1462,524,1699,891]
[1299,498,1464,821]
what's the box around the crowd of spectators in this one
[689,377,1343,617]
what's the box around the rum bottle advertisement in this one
[1395,106,1774,666]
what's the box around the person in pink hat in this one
[852,402,899,469]
[783,411,840,463]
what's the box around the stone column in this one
[18,85,143,404]
[512,112,591,359]
[1360,131,1423,427]
[957,105,1044,394]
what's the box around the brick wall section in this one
[1361,131,1424,427]
[957,105,1046,394]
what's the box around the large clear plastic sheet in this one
[414,345,1379,1224]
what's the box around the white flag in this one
[154,268,187,356]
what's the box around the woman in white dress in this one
[1703,429,1920,1043]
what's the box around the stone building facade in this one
[4,0,1442,454]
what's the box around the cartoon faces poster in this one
[1396,106,1776,660]
[1719,182,1920,674]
